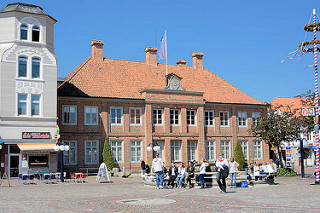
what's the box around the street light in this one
[296,138,307,178]
[147,142,160,159]
[53,130,69,183]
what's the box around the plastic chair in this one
[28,175,35,184]
[75,173,82,183]
[44,174,50,184]
[81,174,87,183]
[71,173,76,182]
[22,174,28,184]
[50,174,57,184]
[18,174,23,184]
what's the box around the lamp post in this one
[53,125,69,182]
[147,142,160,159]
[296,138,307,178]
[54,141,69,182]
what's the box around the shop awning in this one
[17,143,56,151]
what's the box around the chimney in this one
[191,52,204,70]
[91,40,104,61]
[176,59,187,66]
[144,47,158,66]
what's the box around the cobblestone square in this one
[0,176,319,212]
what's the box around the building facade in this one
[0,3,58,178]
[58,41,269,172]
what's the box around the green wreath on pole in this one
[304,23,320,32]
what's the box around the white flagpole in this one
[165,29,168,76]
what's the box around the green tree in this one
[102,138,114,171]
[234,140,245,171]
[250,110,297,168]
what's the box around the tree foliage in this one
[250,110,297,167]
[102,137,114,171]
[234,140,245,171]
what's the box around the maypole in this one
[300,9,320,184]
[286,9,320,184]
[312,9,320,185]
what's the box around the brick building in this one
[57,40,269,172]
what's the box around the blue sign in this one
[313,146,317,150]
[314,126,319,132]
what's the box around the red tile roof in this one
[270,97,311,117]
[58,55,267,105]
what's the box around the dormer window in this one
[18,56,27,77]
[20,24,28,40]
[32,26,40,42]
[32,57,40,78]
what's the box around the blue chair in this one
[28,175,35,184]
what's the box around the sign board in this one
[286,146,292,162]
[22,132,51,139]
[302,107,315,116]
[96,163,110,183]
[22,160,28,168]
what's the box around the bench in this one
[252,172,275,184]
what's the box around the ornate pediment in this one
[164,74,185,91]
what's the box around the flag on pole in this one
[159,31,167,60]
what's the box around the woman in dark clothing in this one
[186,161,195,188]
[167,162,178,187]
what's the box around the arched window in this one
[32,26,40,42]
[18,56,27,77]
[32,57,40,78]
[20,24,28,40]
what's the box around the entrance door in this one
[9,155,20,178]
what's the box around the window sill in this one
[16,78,44,82]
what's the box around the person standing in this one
[199,158,206,189]
[229,157,239,188]
[216,153,228,193]
[140,158,146,177]
[249,160,255,175]
[243,160,248,175]
[168,162,178,188]
[176,162,186,188]
[152,153,164,189]
[186,162,195,188]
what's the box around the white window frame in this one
[20,23,28,40]
[85,140,99,165]
[110,107,123,125]
[171,140,181,162]
[252,112,260,126]
[129,107,142,126]
[253,140,263,159]
[17,94,28,116]
[153,109,163,126]
[238,111,247,127]
[187,140,197,162]
[32,25,40,42]
[84,106,98,125]
[130,140,142,162]
[219,111,229,127]
[205,140,216,161]
[62,105,77,125]
[170,109,180,126]
[187,110,197,126]
[204,110,215,127]
[220,140,230,160]
[17,55,43,80]
[17,93,42,117]
[31,94,40,116]
[63,141,77,165]
[154,140,165,160]
[110,140,124,163]
[240,140,249,160]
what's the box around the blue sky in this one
[1,0,320,103]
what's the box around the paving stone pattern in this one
[0,176,319,212]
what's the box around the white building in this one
[0,3,58,178]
